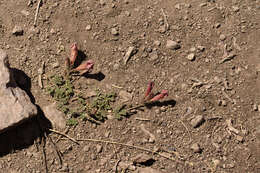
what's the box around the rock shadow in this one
[73,50,87,68]
[0,105,52,157]
[10,68,35,104]
[83,71,106,81]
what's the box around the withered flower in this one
[150,90,168,102]
[70,43,78,65]
[73,60,94,75]
[144,81,154,100]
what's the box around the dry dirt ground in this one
[0,0,259,172]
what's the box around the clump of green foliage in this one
[66,118,78,126]
[46,75,128,126]
[87,90,117,121]
[113,105,128,120]
[46,75,74,105]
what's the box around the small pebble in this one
[52,62,60,68]
[189,47,196,52]
[96,145,103,153]
[190,115,205,128]
[86,25,92,31]
[12,25,24,36]
[149,51,159,61]
[197,45,205,52]
[236,135,244,142]
[219,34,226,41]
[186,53,195,61]
[100,0,106,6]
[232,6,240,12]
[111,28,119,35]
[125,11,131,16]
[215,23,221,28]
[253,104,258,111]
[190,143,202,153]
[166,40,181,50]
[154,40,161,46]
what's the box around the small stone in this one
[222,100,227,106]
[12,26,24,36]
[189,47,196,52]
[113,63,119,70]
[190,115,205,128]
[166,40,181,50]
[50,28,56,34]
[190,143,202,153]
[156,129,162,134]
[111,28,119,35]
[104,131,110,138]
[43,104,66,129]
[236,135,244,142]
[175,4,181,10]
[96,145,103,153]
[154,40,161,46]
[52,61,60,68]
[219,34,226,41]
[100,0,106,6]
[186,53,195,61]
[253,104,258,111]
[215,23,221,28]
[232,6,240,12]
[149,51,159,61]
[197,45,205,52]
[85,25,92,31]
[125,11,131,16]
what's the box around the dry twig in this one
[179,120,192,143]
[34,0,43,27]
[161,8,169,31]
[48,128,80,145]
[77,138,182,163]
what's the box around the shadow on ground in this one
[0,107,52,157]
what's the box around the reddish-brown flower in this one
[74,60,94,75]
[70,43,78,65]
[144,81,154,99]
[150,90,168,102]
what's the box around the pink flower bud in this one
[144,81,154,99]
[150,90,168,102]
[74,60,94,75]
[70,43,78,65]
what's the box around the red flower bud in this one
[150,90,168,102]
[74,60,94,75]
[70,43,78,65]
[144,81,154,99]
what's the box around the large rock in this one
[0,50,37,134]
